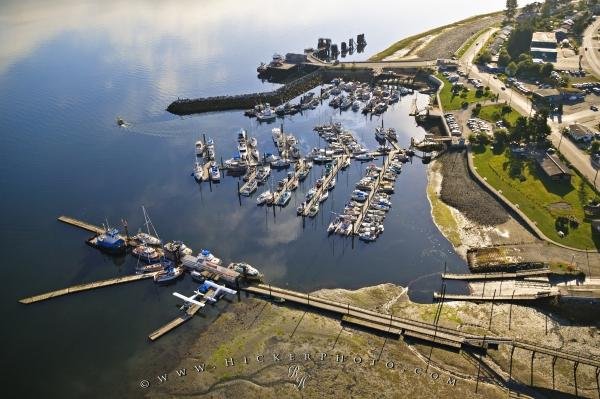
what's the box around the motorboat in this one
[340,96,352,110]
[271,128,282,143]
[352,101,361,111]
[305,188,317,201]
[308,203,319,217]
[209,161,221,181]
[153,266,184,284]
[276,190,291,206]
[270,158,290,169]
[319,191,328,203]
[197,249,221,265]
[341,157,351,169]
[256,164,271,183]
[239,179,258,196]
[193,160,205,181]
[359,232,377,242]
[351,190,368,202]
[195,140,205,156]
[136,262,165,274]
[206,138,215,160]
[355,153,374,162]
[375,127,387,141]
[237,129,248,160]
[387,128,397,141]
[224,157,248,173]
[327,177,336,190]
[163,240,193,260]
[256,190,273,205]
[257,103,276,122]
[191,270,205,283]
[133,245,162,263]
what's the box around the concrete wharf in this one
[442,269,550,281]
[351,149,398,235]
[148,288,216,341]
[19,273,156,304]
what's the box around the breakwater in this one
[167,66,431,116]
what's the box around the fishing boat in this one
[153,266,184,284]
[195,140,205,156]
[163,240,193,260]
[197,249,221,265]
[308,203,319,217]
[276,190,292,206]
[206,138,216,160]
[239,179,258,196]
[256,103,276,122]
[224,157,248,173]
[193,160,205,181]
[229,262,261,279]
[94,225,126,253]
[132,245,162,263]
[256,190,273,205]
[209,161,221,181]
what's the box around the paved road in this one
[582,17,600,79]
[459,29,600,190]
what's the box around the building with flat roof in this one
[530,31,557,63]
[568,124,595,143]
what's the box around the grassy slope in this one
[472,145,598,249]
[455,27,491,59]
[369,11,502,61]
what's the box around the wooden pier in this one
[441,268,550,281]
[352,149,398,235]
[148,288,216,341]
[19,273,156,304]
[58,215,106,235]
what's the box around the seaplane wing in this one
[172,292,205,307]
[204,280,237,296]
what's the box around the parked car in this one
[591,105,599,111]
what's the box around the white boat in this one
[308,203,319,217]
[270,158,290,169]
[351,190,368,202]
[206,138,215,160]
[359,232,377,242]
[276,190,292,206]
[193,160,205,181]
[387,128,397,141]
[195,140,204,156]
[327,177,336,190]
[341,157,351,169]
[355,153,374,162]
[271,128,282,143]
[249,136,258,148]
[256,164,271,183]
[153,266,184,284]
[209,161,221,181]
[133,231,161,246]
[133,245,162,263]
[229,262,261,278]
[319,191,328,203]
[305,188,317,201]
[240,179,258,196]
[352,100,361,111]
[257,103,276,122]
[340,97,352,110]
[197,249,221,265]
[375,127,387,141]
[256,190,273,205]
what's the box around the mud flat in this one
[143,284,600,399]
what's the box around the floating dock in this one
[433,291,559,302]
[19,273,156,304]
[58,216,107,235]
[299,154,348,217]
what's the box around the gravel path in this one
[438,150,510,226]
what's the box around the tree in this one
[506,61,518,76]
[476,50,492,64]
[498,49,512,67]
[506,25,534,59]
[540,62,554,78]
[505,0,518,21]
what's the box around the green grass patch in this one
[472,145,599,249]
[369,11,502,61]
[436,73,492,111]
[477,104,521,126]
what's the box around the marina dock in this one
[58,215,107,235]
[19,273,156,304]
[352,150,398,235]
[299,154,349,216]
[433,291,560,302]
[148,288,216,341]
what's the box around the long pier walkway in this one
[242,283,600,370]
[58,215,105,235]
[19,273,156,304]
[442,269,550,281]
[433,291,559,302]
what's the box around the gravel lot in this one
[438,150,510,226]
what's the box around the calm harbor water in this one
[0,0,536,397]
